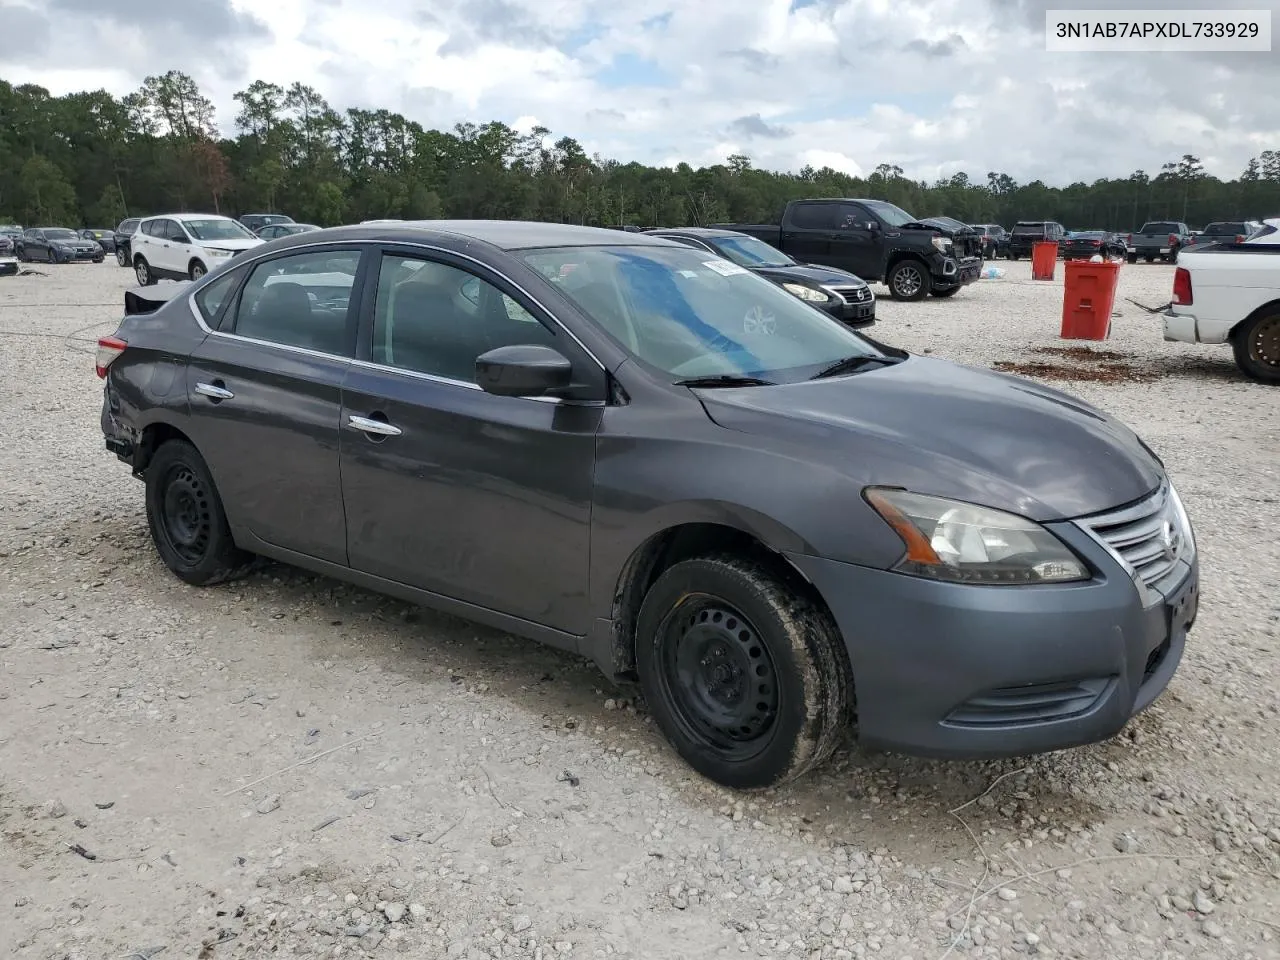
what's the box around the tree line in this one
[2,70,1278,233]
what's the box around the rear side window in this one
[193,270,243,326]
[229,249,362,355]
[117,218,139,234]
[788,203,840,230]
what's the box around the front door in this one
[183,245,367,564]
[339,248,601,635]
[830,202,883,279]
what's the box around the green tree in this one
[17,155,77,223]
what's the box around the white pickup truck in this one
[1163,218,1280,383]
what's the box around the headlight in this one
[781,282,830,303]
[864,488,1089,584]
[205,247,234,258]
[931,236,953,254]
[1167,482,1196,555]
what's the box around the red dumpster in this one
[1060,259,1121,340]
[1031,240,1058,280]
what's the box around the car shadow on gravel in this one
[20,512,1174,862]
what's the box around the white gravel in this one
[1,259,1278,959]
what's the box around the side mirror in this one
[866,220,881,231]
[476,344,572,398]
[169,234,188,243]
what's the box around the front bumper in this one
[786,525,1198,759]
[823,298,876,328]
[931,255,982,289]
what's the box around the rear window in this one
[1012,223,1047,235]
[1139,222,1181,233]
[1202,222,1245,235]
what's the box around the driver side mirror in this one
[476,344,572,398]
[169,234,188,243]
[866,220,881,231]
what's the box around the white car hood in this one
[197,237,263,252]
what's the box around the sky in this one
[2,0,1278,186]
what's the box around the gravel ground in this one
[1,258,1278,960]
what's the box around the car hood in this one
[196,238,263,251]
[752,263,868,286]
[903,216,977,237]
[695,355,1162,521]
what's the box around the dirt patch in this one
[1032,345,1127,362]
[993,359,1159,383]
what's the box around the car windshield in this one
[520,245,885,383]
[710,235,794,268]
[863,200,916,227]
[45,228,77,240]
[184,219,257,241]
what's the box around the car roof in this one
[295,220,677,251]
[644,227,749,240]
[141,213,236,223]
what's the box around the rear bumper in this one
[786,527,1197,759]
[1163,310,1233,345]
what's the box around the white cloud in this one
[2,0,1278,185]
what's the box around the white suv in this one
[131,213,264,285]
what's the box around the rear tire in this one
[1144,255,1155,263]
[1127,254,1138,264]
[145,440,254,586]
[886,260,930,301]
[134,257,155,286]
[635,554,852,789]
[116,247,128,267]
[1231,309,1280,385]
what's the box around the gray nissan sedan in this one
[97,221,1199,789]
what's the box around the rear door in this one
[781,202,840,266]
[183,244,369,564]
[338,246,602,634]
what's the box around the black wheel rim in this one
[1250,316,1280,368]
[894,266,923,297]
[656,596,780,760]
[158,464,213,565]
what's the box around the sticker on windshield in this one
[678,270,699,278]
[703,259,748,277]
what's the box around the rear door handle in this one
[195,382,234,400]
[348,414,402,437]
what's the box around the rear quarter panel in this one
[1174,250,1280,342]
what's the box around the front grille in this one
[945,677,1111,727]
[830,285,872,303]
[1076,485,1187,591]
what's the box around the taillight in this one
[1090,240,1101,246]
[95,335,127,378]
[1168,233,1179,246]
[1235,234,1245,244]
[1172,267,1192,305]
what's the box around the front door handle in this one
[195,382,234,400]
[348,414,402,437]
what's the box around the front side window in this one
[522,245,884,383]
[371,254,557,383]
[230,249,361,355]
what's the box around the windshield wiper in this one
[674,374,776,388]
[810,354,904,380]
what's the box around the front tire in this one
[635,554,852,789]
[145,440,254,585]
[1232,308,1280,384]
[189,260,207,281]
[134,257,155,286]
[886,260,930,301]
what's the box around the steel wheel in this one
[656,598,779,760]
[157,463,213,566]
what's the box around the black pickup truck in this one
[716,198,983,300]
